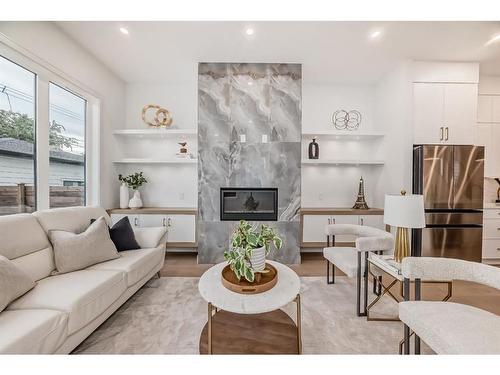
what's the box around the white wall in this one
[373,62,413,205]
[121,82,198,208]
[301,83,384,208]
[0,21,126,209]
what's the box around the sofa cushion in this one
[399,301,500,354]
[0,255,35,312]
[88,247,165,287]
[34,206,111,234]
[0,213,54,281]
[8,269,126,335]
[132,227,167,249]
[91,216,141,251]
[0,309,68,354]
[49,217,120,274]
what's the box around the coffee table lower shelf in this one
[199,305,301,355]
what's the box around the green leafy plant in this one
[223,220,283,282]
[0,109,79,150]
[119,172,147,190]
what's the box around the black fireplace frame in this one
[220,187,278,221]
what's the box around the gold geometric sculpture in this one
[141,104,173,127]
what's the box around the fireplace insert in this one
[220,188,278,221]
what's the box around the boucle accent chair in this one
[323,224,394,316]
[400,257,500,354]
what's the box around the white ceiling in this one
[56,21,500,84]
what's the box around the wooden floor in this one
[161,252,500,315]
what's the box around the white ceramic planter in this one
[128,190,143,208]
[119,183,129,209]
[249,246,266,272]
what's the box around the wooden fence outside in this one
[0,184,84,215]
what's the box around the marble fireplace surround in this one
[198,63,302,264]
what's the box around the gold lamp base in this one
[394,226,410,263]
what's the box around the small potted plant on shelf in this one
[223,220,283,282]
[119,172,148,208]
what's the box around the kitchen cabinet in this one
[300,208,386,247]
[109,208,197,247]
[477,95,500,123]
[483,208,500,263]
[474,124,500,177]
[413,83,477,144]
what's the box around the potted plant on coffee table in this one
[223,220,283,283]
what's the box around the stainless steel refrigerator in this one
[412,145,484,262]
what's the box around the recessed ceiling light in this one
[369,30,383,40]
[245,27,255,36]
[119,27,129,35]
[486,34,500,46]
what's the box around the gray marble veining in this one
[198,63,302,264]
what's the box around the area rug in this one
[73,276,427,354]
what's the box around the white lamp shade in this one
[384,194,425,228]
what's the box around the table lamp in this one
[384,190,425,263]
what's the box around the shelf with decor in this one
[302,130,385,140]
[301,159,385,166]
[113,128,197,137]
[113,158,197,164]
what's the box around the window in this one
[0,56,36,215]
[48,83,86,208]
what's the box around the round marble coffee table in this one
[198,260,301,354]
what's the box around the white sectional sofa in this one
[0,206,166,354]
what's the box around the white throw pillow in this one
[0,255,35,312]
[49,216,120,274]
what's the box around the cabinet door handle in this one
[360,218,364,225]
[497,248,500,251]
[167,217,172,227]
[134,217,138,226]
[332,218,336,224]
[445,127,449,141]
[440,127,443,141]
[328,218,331,225]
[162,218,166,227]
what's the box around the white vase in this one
[249,246,266,272]
[119,183,129,209]
[128,190,143,208]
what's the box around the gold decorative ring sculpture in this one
[142,104,173,127]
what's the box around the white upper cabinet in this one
[478,95,493,123]
[443,83,478,144]
[413,83,445,144]
[413,82,477,144]
[478,95,500,123]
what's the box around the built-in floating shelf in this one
[302,131,385,140]
[113,158,197,164]
[302,159,385,166]
[113,128,197,137]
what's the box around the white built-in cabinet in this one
[300,209,385,247]
[483,208,500,264]
[474,94,500,178]
[413,83,478,144]
[109,209,197,247]
[477,95,500,123]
